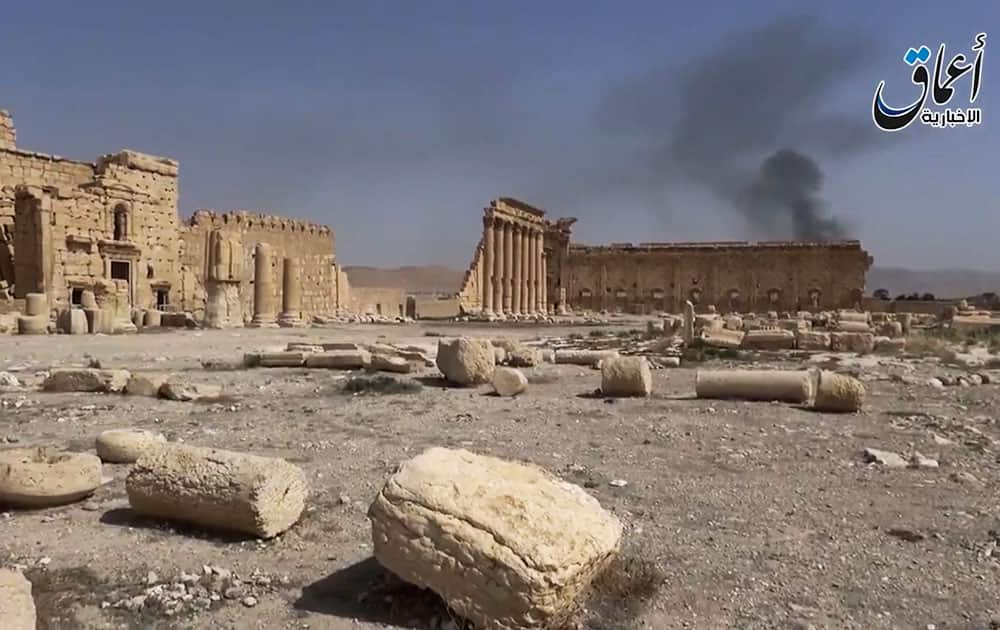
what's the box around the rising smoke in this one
[604,16,880,241]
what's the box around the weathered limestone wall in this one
[180,210,339,321]
[563,241,873,314]
[1,108,181,311]
[458,196,873,317]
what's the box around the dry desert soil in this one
[1,322,998,630]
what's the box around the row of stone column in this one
[249,243,304,327]
[481,217,546,316]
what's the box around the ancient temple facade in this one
[0,108,348,323]
[458,197,874,315]
[456,198,569,316]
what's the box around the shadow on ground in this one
[294,556,461,629]
[100,508,255,544]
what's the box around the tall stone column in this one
[502,220,513,314]
[521,228,531,313]
[533,231,543,313]
[541,251,548,314]
[482,217,494,314]
[249,242,278,327]
[526,229,537,314]
[492,220,503,315]
[511,224,522,315]
[278,257,305,327]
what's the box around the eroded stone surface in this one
[42,368,130,393]
[436,338,495,386]
[96,429,167,463]
[600,356,652,397]
[492,367,528,397]
[368,447,622,630]
[126,444,308,538]
[0,569,35,630]
[0,447,102,508]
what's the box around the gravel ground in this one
[1,323,998,630]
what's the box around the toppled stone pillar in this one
[0,447,103,508]
[813,371,865,412]
[0,569,36,630]
[278,257,305,327]
[695,369,814,403]
[368,447,622,630]
[126,444,308,538]
[601,356,653,397]
[554,349,620,366]
[249,243,278,327]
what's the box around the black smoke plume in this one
[604,16,880,241]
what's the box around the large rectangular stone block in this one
[369,447,622,630]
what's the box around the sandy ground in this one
[1,322,998,630]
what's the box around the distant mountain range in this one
[868,267,1000,299]
[343,265,1000,300]
[343,265,464,294]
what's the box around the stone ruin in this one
[0,108,370,333]
[457,196,874,317]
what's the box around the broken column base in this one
[277,315,307,328]
[247,319,279,329]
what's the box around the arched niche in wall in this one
[808,288,821,308]
[767,288,781,305]
[112,203,130,242]
[728,289,741,311]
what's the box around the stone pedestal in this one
[278,257,305,327]
[249,243,278,328]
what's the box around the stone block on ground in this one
[506,346,542,367]
[96,429,167,463]
[0,569,35,630]
[305,350,372,369]
[830,332,875,354]
[741,329,796,350]
[16,314,48,335]
[874,336,906,354]
[699,328,744,349]
[257,352,307,367]
[813,371,865,412]
[601,356,653,397]
[42,368,130,393]
[553,349,620,366]
[125,373,170,397]
[126,444,308,538]
[436,338,495,386]
[143,310,163,328]
[796,331,831,351]
[370,354,411,373]
[492,367,528,397]
[368,447,622,630]
[159,379,224,402]
[0,447,103,508]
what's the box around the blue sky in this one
[3,1,997,269]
